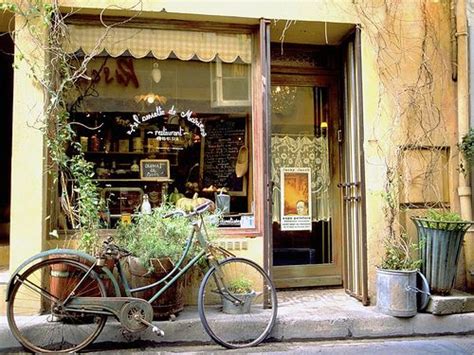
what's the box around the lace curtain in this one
[271,135,331,222]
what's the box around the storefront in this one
[6,2,461,306]
[52,16,368,300]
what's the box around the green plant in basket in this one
[424,209,463,230]
[228,277,253,294]
[115,202,220,272]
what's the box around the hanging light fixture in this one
[134,93,167,105]
[271,85,297,115]
[134,61,166,105]
[151,62,162,83]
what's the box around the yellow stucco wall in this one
[5,1,462,304]
[9,12,48,272]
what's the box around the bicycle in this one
[5,201,278,353]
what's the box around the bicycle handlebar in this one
[164,200,214,219]
[102,236,131,257]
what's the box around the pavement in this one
[1,288,474,352]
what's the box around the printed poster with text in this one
[281,167,312,231]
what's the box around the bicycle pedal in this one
[152,326,165,337]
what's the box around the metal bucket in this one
[411,217,472,295]
[376,269,419,317]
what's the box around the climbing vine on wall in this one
[0,0,143,252]
[353,0,455,253]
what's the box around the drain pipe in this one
[456,0,474,289]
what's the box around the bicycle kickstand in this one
[134,314,165,337]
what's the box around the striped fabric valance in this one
[64,25,252,63]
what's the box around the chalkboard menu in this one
[140,159,170,181]
[201,117,246,195]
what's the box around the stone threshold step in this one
[426,290,474,315]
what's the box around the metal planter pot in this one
[411,217,472,295]
[222,291,257,314]
[376,268,419,317]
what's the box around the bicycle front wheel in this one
[198,257,277,348]
[7,257,107,353]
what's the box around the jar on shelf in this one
[132,137,144,153]
[118,138,130,153]
[80,136,89,151]
[130,159,140,178]
[90,134,100,152]
[147,137,159,153]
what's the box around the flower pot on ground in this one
[376,234,429,317]
[411,210,473,295]
[222,276,256,314]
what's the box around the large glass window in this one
[66,55,253,229]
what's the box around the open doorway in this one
[270,43,343,288]
[0,33,13,270]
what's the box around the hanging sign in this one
[281,167,312,231]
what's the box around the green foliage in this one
[4,1,103,252]
[115,204,220,271]
[425,209,463,223]
[423,209,465,230]
[460,128,474,166]
[228,277,253,294]
[380,234,422,271]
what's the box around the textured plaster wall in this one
[358,1,457,300]
[9,13,48,271]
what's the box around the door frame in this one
[340,30,369,304]
[270,69,343,288]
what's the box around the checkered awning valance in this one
[64,25,252,63]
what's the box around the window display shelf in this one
[94,178,173,183]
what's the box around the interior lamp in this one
[151,62,162,84]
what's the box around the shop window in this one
[211,59,251,107]
[66,56,253,229]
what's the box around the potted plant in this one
[459,128,474,171]
[411,209,473,295]
[115,201,218,319]
[222,276,257,314]
[376,233,429,317]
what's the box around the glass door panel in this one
[271,85,332,267]
[270,79,341,288]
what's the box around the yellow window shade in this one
[64,25,252,64]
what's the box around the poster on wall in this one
[281,167,312,231]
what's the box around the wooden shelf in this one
[84,151,178,156]
[94,178,173,183]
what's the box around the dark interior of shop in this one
[0,33,13,245]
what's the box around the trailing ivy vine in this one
[0,0,141,252]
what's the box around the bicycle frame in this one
[6,211,232,311]
[5,248,121,302]
[6,199,278,353]
[119,217,210,304]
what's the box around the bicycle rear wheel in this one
[198,257,277,348]
[7,257,107,353]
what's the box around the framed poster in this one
[281,167,312,231]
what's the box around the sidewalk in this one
[1,288,474,352]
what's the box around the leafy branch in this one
[1,0,143,252]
